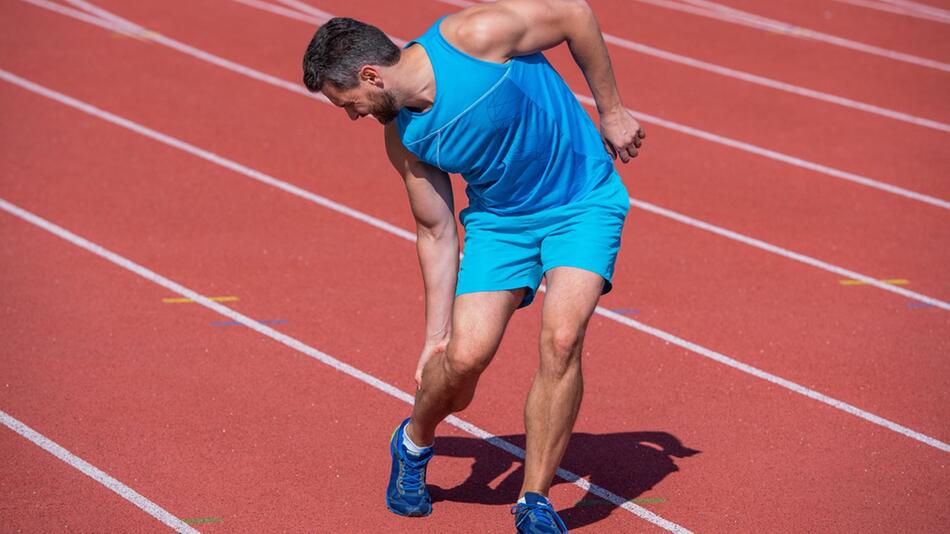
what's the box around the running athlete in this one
[302,1,644,531]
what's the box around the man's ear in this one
[359,65,384,88]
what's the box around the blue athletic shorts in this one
[456,172,630,308]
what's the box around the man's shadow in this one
[429,432,699,530]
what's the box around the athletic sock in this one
[402,427,432,456]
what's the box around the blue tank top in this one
[396,17,614,216]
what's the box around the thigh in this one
[540,267,604,334]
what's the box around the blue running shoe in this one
[512,492,568,533]
[386,418,433,517]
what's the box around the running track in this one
[1,0,947,532]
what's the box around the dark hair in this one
[302,18,400,92]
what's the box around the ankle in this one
[404,422,434,453]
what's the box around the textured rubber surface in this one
[1,0,947,532]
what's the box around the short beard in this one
[369,90,399,124]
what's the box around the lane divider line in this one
[635,0,950,72]
[839,278,909,286]
[0,198,692,534]
[0,410,199,534]
[435,0,950,133]
[833,0,950,23]
[628,199,948,309]
[1,70,947,453]
[31,0,948,211]
[230,0,321,24]
[163,296,239,303]
[879,0,950,18]
[273,0,335,20]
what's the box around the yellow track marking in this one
[839,279,909,286]
[162,296,239,303]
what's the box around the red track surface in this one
[1,0,948,532]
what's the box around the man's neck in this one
[390,44,436,113]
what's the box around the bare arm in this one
[384,123,459,384]
[442,0,645,162]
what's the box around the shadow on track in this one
[430,432,699,530]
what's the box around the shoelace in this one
[398,455,428,494]
[511,502,568,533]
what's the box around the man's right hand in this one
[415,337,450,387]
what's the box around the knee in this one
[540,326,584,376]
[444,336,494,380]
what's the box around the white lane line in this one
[591,309,950,453]
[230,0,322,25]
[0,72,411,241]
[0,199,690,534]
[0,410,198,533]
[634,0,950,72]
[3,69,947,454]
[597,31,950,133]
[878,0,950,18]
[833,0,950,23]
[575,92,950,210]
[435,0,950,133]
[273,0,335,20]
[27,0,950,211]
[43,0,328,103]
[628,198,950,308]
[56,0,140,32]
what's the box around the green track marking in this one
[576,497,665,507]
[183,517,223,525]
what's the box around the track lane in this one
[663,0,950,58]
[2,93,948,532]
[14,0,949,295]
[1,3,950,532]
[0,424,182,532]
[53,0,950,205]
[3,1,948,436]
[1,35,950,534]
[0,194,623,532]
[429,0,950,197]
[589,0,950,124]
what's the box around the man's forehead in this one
[322,84,356,105]
[322,85,343,105]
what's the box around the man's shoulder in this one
[439,6,523,63]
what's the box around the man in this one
[302,1,643,531]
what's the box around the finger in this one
[604,140,618,160]
[638,128,646,139]
[633,136,641,148]
[618,147,630,163]
[626,146,638,160]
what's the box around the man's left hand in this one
[600,109,645,164]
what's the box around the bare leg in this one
[407,288,525,446]
[520,267,604,497]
